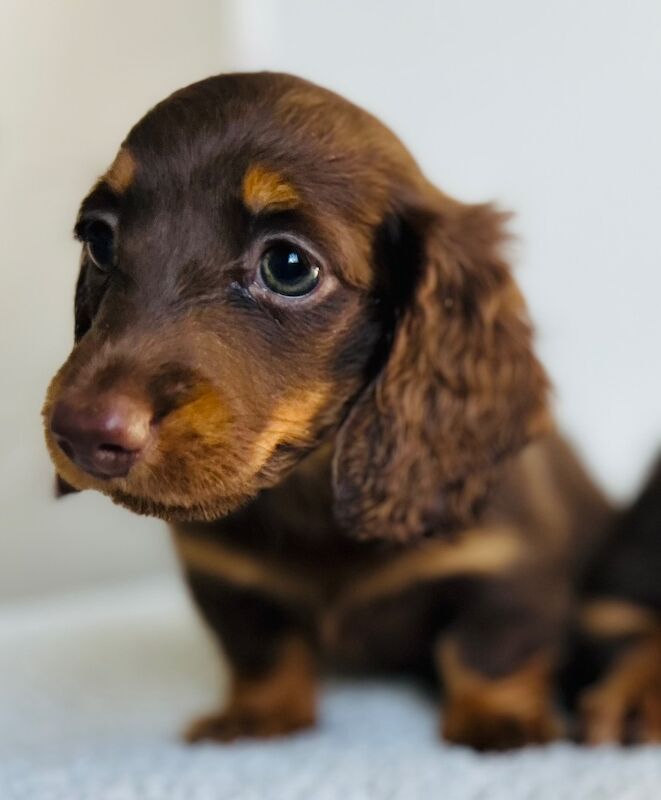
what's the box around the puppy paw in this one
[442,698,562,751]
[438,639,561,751]
[579,682,661,745]
[578,636,661,745]
[184,705,316,744]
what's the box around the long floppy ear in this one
[332,194,551,542]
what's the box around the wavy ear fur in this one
[333,193,550,542]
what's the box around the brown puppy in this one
[43,72,610,750]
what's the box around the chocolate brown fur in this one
[43,72,612,749]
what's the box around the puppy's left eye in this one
[82,219,114,271]
[259,244,320,297]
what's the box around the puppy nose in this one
[50,394,152,479]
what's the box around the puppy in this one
[43,72,611,750]
[571,457,661,744]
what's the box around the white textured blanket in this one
[1,577,659,800]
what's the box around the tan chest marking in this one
[175,525,524,626]
[173,533,320,603]
[579,599,659,639]
[332,526,525,613]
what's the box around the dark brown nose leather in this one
[50,393,152,479]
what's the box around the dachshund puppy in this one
[43,73,611,750]
[571,457,661,744]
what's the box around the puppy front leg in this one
[183,570,318,743]
[576,601,661,744]
[437,573,566,750]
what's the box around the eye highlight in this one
[80,218,115,271]
[258,243,320,297]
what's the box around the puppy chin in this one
[106,488,250,523]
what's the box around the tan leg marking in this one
[185,638,317,743]
[437,638,561,750]
[580,631,661,744]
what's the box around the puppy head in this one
[43,72,549,532]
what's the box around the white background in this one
[1,0,660,599]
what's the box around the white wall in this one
[2,0,660,600]
[227,0,661,499]
[0,0,228,599]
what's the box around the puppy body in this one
[172,429,609,748]
[43,72,612,749]
[175,431,607,670]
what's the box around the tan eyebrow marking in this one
[103,147,136,194]
[242,165,299,213]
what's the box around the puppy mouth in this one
[44,414,254,522]
[44,369,236,493]
[44,365,331,522]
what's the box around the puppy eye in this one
[82,219,114,271]
[258,243,320,297]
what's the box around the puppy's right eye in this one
[258,243,320,297]
[82,219,114,271]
